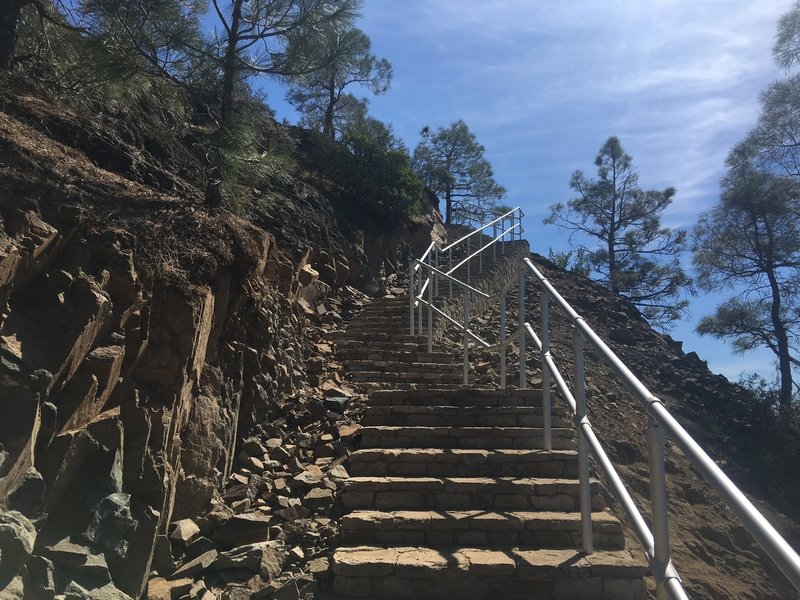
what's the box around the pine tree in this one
[286,26,391,140]
[545,136,691,328]
[412,120,506,224]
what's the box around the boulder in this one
[211,541,286,580]
[213,513,271,548]
[0,511,36,586]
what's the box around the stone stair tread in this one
[364,405,569,416]
[370,387,543,398]
[358,426,576,450]
[346,360,459,367]
[350,448,578,462]
[350,372,466,383]
[330,331,428,341]
[359,426,574,437]
[332,545,647,579]
[342,509,622,531]
[348,448,580,477]
[344,476,598,489]
[340,476,604,510]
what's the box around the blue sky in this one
[261,0,794,383]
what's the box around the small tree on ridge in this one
[412,120,506,224]
[545,136,691,328]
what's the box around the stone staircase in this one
[328,245,646,599]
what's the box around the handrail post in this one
[519,270,526,389]
[409,263,415,335]
[434,248,439,297]
[418,264,424,336]
[463,291,470,385]
[427,260,433,354]
[574,331,593,554]
[502,215,506,254]
[479,215,484,274]
[648,417,671,600]
[493,221,497,262]
[467,237,471,285]
[500,291,507,390]
[541,287,552,451]
[448,249,453,298]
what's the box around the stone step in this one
[331,546,647,600]
[358,426,575,450]
[349,372,468,384]
[337,350,455,363]
[335,340,429,352]
[362,405,571,428]
[346,360,461,374]
[330,331,428,343]
[347,322,416,335]
[368,387,545,407]
[356,302,410,311]
[340,510,625,550]
[350,311,412,320]
[342,327,417,336]
[348,449,579,478]
[340,477,604,511]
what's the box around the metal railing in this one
[409,206,524,356]
[405,214,800,599]
[448,200,509,230]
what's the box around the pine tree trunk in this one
[0,0,25,71]
[220,0,244,126]
[324,77,335,140]
[445,188,452,224]
[210,0,244,206]
[767,266,793,405]
[607,233,618,294]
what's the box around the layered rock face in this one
[0,202,310,597]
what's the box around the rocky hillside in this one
[0,88,440,599]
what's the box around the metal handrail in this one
[523,257,800,598]
[524,322,689,600]
[410,207,524,340]
[414,261,490,302]
[441,207,523,252]
[413,241,437,273]
[446,222,522,276]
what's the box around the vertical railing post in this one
[573,331,593,554]
[518,270,526,389]
[500,291,507,390]
[418,261,424,336]
[502,216,506,254]
[479,216,484,274]
[434,248,439,298]
[541,287,552,451]
[648,417,671,600]
[466,237,471,285]
[448,248,453,298]
[409,263,416,335]
[463,292,470,385]
[427,260,433,354]
[493,221,497,262]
